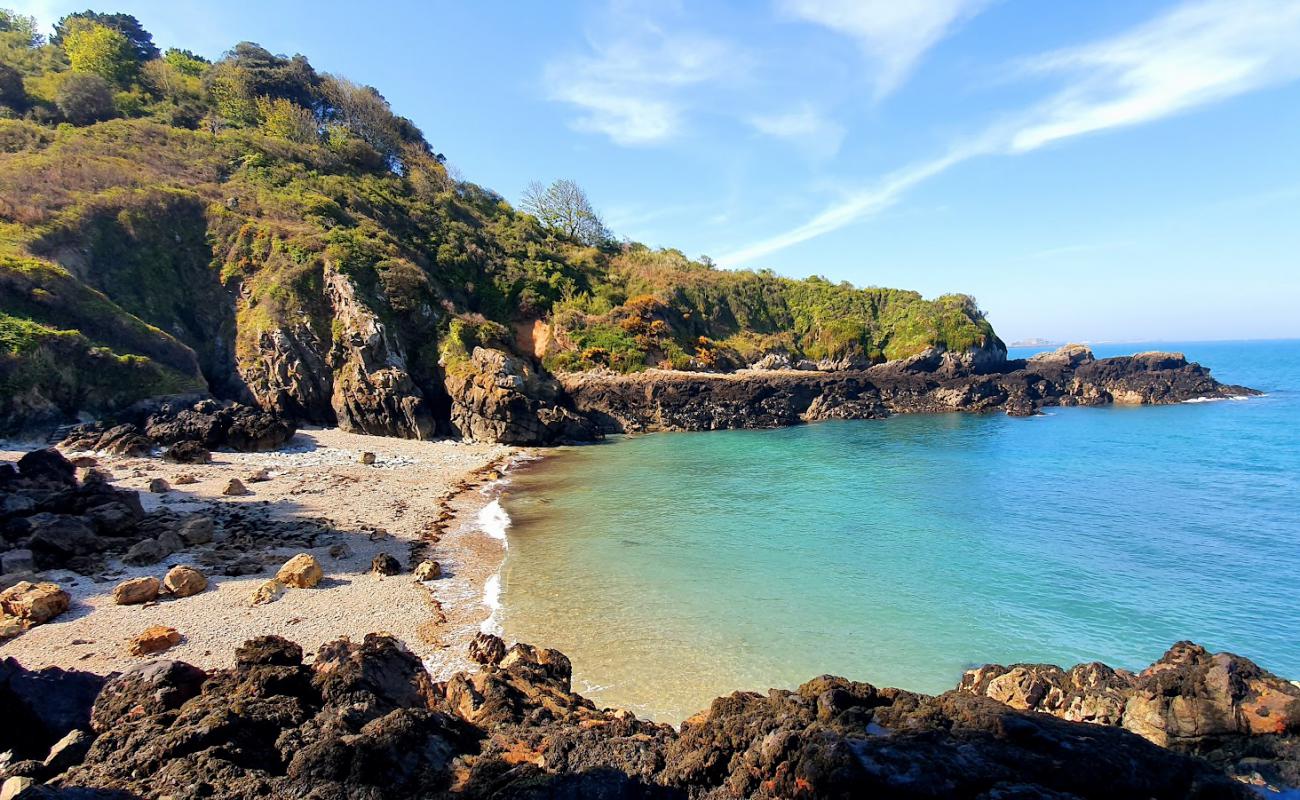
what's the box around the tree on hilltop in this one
[521,179,612,247]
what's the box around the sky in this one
[16,0,1300,343]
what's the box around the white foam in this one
[477,499,511,547]
[480,573,502,634]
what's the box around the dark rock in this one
[468,632,507,666]
[162,439,211,464]
[235,635,303,667]
[16,449,75,486]
[89,659,207,733]
[371,553,401,576]
[445,347,600,445]
[59,424,153,457]
[25,515,101,569]
[121,538,165,566]
[0,658,104,760]
[42,728,93,774]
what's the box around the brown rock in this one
[360,451,376,465]
[413,560,441,581]
[0,614,24,639]
[148,477,171,493]
[0,581,70,625]
[276,553,322,588]
[163,565,208,598]
[112,576,161,605]
[251,578,284,606]
[69,455,98,468]
[247,467,271,482]
[223,478,250,496]
[371,553,401,576]
[128,625,182,656]
[172,472,198,485]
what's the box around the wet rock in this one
[162,439,210,464]
[162,565,207,598]
[0,581,69,625]
[371,553,401,576]
[222,478,249,496]
[251,578,284,605]
[276,553,322,588]
[413,560,441,581]
[146,477,170,493]
[127,625,181,656]
[121,538,164,566]
[111,576,160,605]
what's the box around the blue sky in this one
[18,0,1300,342]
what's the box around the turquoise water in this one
[498,340,1300,722]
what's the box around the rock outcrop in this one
[0,634,1289,798]
[61,399,295,454]
[562,345,1256,433]
[444,347,600,444]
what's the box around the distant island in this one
[1008,337,1065,348]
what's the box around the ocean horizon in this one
[493,339,1300,722]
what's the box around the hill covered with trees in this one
[0,7,1003,438]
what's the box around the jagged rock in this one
[162,565,207,598]
[127,625,181,656]
[413,560,441,581]
[222,477,249,496]
[467,632,506,666]
[162,439,211,464]
[250,578,284,605]
[89,659,206,733]
[41,728,92,775]
[111,576,160,605]
[444,347,600,445]
[144,400,296,452]
[0,581,69,625]
[146,477,170,493]
[236,635,303,666]
[371,553,401,576]
[121,539,164,566]
[59,424,153,457]
[177,515,214,545]
[276,553,322,588]
[0,776,33,800]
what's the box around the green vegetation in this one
[0,7,1000,432]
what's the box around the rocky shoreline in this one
[0,630,1296,798]
[561,345,1258,434]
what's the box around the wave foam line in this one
[477,499,510,547]
[480,573,503,635]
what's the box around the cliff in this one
[1,631,1295,798]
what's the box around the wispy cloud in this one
[778,0,988,98]
[545,9,745,146]
[721,0,1300,266]
[747,105,846,157]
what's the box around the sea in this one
[490,340,1300,723]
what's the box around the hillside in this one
[0,8,1002,438]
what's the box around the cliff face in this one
[561,345,1257,434]
[4,632,1292,798]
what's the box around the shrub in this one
[55,73,117,125]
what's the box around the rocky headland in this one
[0,630,1296,799]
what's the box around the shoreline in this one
[0,428,524,677]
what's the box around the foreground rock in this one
[0,634,1285,799]
[0,581,69,630]
[562,344,1258,432]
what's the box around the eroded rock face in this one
[444,347,600,445]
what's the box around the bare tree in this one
[521,179,611,246]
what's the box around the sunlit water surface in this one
[496,341,1300,722]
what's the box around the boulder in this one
[250,579,285,606]
[156,529,184,555]
[0,777,33,800]
[177,515,214,545]
[42,728,92,774]
[25,514,101,570]
[371,553,401,576]
[172,472,198,485]
[0,657,105,760]
[247,467,271,483]
[360,451,376,465]
[17,449,75,485]
[128,625,182,656]
[235,635,303,667]
[413,560,441,581]
[112,576,160,605]
[68,456,97,468]
[147,477,171,493]
[163,440,211,464]
[444,347,599,445]
[83,501,139,536]
[0,549,34,575]
[60,424,153,457]
[162,565,207,598]
[89,659,206,732]
[223,478,250,496]
[277,554,323,589]
[122,538,164,566]
[467,632,507,666]
[0,581,69,625]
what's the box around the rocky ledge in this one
[0,633,1295,798]
[561,344,1258,433]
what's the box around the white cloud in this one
[721,0,1300,266]
[545,14,744,146]
[778,0,988,98]
[747,105,846,157]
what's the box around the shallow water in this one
[498,340,1300,722]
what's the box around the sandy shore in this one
[0,428,524,679]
